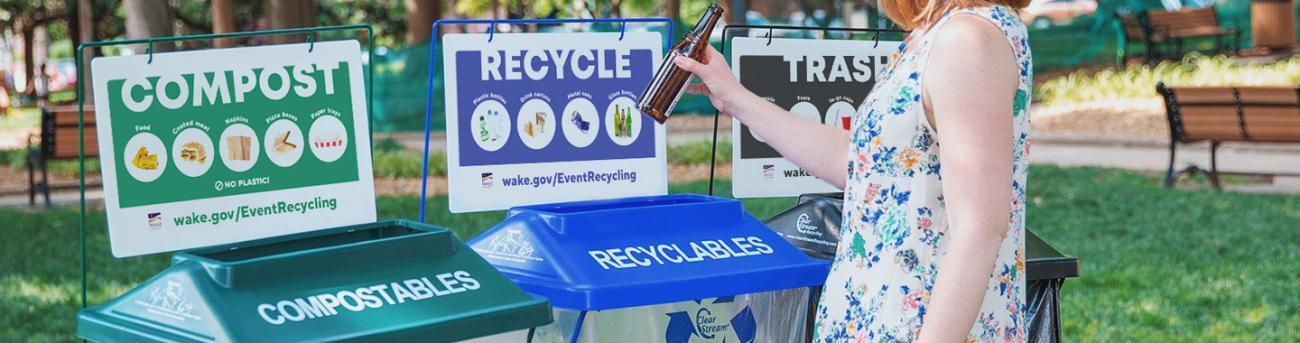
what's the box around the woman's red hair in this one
[881,0,1031,29]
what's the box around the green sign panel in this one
[91,41,376,257]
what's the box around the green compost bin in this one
[77,220,552,342]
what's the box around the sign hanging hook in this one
[872,30,880,48]
[487,21,496,42]
[765,27,774,46]
[146,40,155,64]
[307,31,316,52]
[618,19,627,41]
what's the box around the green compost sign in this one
[91,41,376,257]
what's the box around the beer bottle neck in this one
[687,6,723,39]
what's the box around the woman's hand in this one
[672,45,749,116]
[672,43,852,190]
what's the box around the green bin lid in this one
[77,219,552,342]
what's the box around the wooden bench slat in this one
[1243,107,1300,120]
[53,131,98,144]
[53,144,100,159]
[1240,127,1300,138]
[1177,106,1241,125]
[1238,88,1300,103]
[1180,126,1244,139]
[1245,135,1300,143]
[1171,88,1235,102]
[53,111,96,126]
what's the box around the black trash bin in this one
[765,193,1079,342]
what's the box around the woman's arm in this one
[672,47,851,189]
[916,16,1019,343]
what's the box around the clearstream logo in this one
[477,228,542,263]
[665,297,756,343]
[134,279,201,322]
[256,271,480,325]
[795,213,823,237]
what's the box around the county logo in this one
[665,296,756,343]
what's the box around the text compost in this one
[120,62,345,113]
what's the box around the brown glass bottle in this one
[638,3,724,123]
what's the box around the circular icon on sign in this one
[309,115,348,163]
[604,97,643,146]
[123,132,167,182]
[470,100,511,152]
[561,98,599,148]
[824,101,857,131]
[515,99,557,150]
[219,123,260,172]
[264,119,304,167]
[172,128,215,177]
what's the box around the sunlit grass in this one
[4,167,1298,341]
[1037,54,1300,106]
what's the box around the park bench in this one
[1118,6,1239,64]
[27,106,99,206]
[1156,82,1300,190]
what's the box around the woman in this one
[674,0,1031,341]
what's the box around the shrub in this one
[1036,54,1300,106]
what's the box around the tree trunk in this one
[34,26,49,100]
[729,0,747,26]
[124,0,175,53]
[78,0,96,103]
[21,25,35,97]
[267,0,317,44]
[405,0,439,45]
[665,0,686,23]
[212,0,236,48]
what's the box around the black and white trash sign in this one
[730,36,901,198]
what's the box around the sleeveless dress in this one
[812,6,1032,342]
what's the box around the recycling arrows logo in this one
[664,297,757,343]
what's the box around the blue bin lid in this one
[467,194,830,311]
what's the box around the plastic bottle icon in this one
[478,115,489,142]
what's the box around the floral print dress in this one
[812,6,1031,342]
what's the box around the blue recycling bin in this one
[467,194,830,342]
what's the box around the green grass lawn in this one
[2,166,1298,341]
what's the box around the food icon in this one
[313,133,344,148]
[226,135,252,161]
[179,142,207,164]
[132,146,158,170]
[273,131,298,153]
[571,111,591,133]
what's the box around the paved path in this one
[1030,134,1300,193]
[8,131,1300,208]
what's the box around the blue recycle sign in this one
[665,296,757,343]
